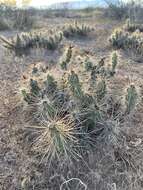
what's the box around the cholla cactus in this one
[61,73,68,91]
[84,57,93,71]
[110,27,143,56]
[60,46,73,70]
[90,57,106,85]
[110,52,118,76]
[125,18,143,33]
[44,74,57,94]
[63,21,93,38]
[0,31,63,56]
[20,47,139,162]
[21,89,31,104]
[68,70,83,98]
[26,109,79,161]
[109,29,128,49]
[96,79,106,101]
[125,85,138,114]
[30,79,40,96]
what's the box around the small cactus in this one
[96,79,106,101]
[63,22,93,38]
[110,52,118,76]
[125,85,138,114]
[44,74,57,94]
[30,79,40,96]
[84,57,93,71]
[60,46,73,70]
[68,70,83,98]
[21,89,31,104]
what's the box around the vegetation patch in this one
[20,47,138,162]
[63,21,94,38]
[0,31,63,56]
[109,27,143,56]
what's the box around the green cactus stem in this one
[125,85,138,114]
[68,70,83,98]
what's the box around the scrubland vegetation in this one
[0,1,143,190]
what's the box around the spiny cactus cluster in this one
[109,28,143,56]
[0,31,63,56]
[20,47,138,161]
[63,21,93,38]
[60,46,73,70]
[125,19,143,33]
[109,29,129,49]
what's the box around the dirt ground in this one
[0,14,143,190]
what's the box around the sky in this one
[29,0,97,7]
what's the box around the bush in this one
[13,9,35,30]
[104,0,128,20]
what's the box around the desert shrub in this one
[63,21,93,38]
[104,0,128,20]
[0,17,10,30]
[19,47,138,162]
[13,9,35,30]
[0,31,63,56]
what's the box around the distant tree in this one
[21,0,32,7]
[0,0,16,6]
